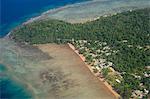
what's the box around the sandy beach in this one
[67,43,120,99]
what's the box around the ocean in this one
[0,0,88,98]
[0,0,89,37]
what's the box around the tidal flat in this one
[0,38,115,99]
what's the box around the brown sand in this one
[36,43,117,99]
[67,43,120,99]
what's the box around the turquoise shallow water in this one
[0,64,32,99]
[0,64,7,72]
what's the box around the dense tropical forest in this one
[10,8,150,98]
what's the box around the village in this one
[68,39,149,99]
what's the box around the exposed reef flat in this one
[46,0,150,23]
[0,38,115,99]
[22,0,150,25]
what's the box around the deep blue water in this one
[0,0,88,37]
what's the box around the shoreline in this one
[21,0,94,25]
[2,0,92,38]
[6,0,150,37]
[67,43,120,99]
[5,0,93,37]
[9,1,150,25]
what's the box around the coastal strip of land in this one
[68,43,120,99]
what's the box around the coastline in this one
[1,37,117,98]
[5,0,92,38]
[35,43,117,99]
[4,0,149,38]
[1,0,92,37]
[21,0,93,25]
[67,43,120,99]
[1,1,149,98]
[6,0,149,36]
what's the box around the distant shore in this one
[21,0,102,25]
[67,43,120,99]
[7,0,150,37]
[5,0,91,37]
